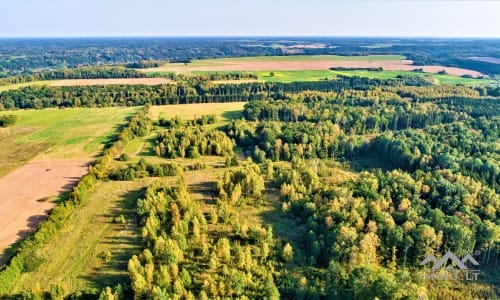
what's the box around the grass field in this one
[0,81,54,92]
[5,107,138,160]
[0,78,172,92]
[150,102,245,121]
[252,70,494,85]
[0,127,49,178]
[140,54,484,78]
[50,78,172,86]
[141,55,408,74]
[329,69,494,85]
[9,179,153,295]
[204,54,406,62]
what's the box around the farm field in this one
[0,81,55,92]
[6,107,137,160]
[149,102,245,121]
[140,55,483,77]
[252,70,495,85]
[0,159,89,261]
[49,78,172,86]
[0,127,49,179]
[0,107,137,264]
[0,78,172,92]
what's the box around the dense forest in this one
[5,75,495,111]
[0,38,498,76]
[121,87,498,298]
[0,69,498,299]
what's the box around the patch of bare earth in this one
[49,78,172,87]
[0,159,89,261]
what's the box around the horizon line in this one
[1,35,500,39]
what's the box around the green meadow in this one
[5,107,138,159]
[0,81,54,92]
[251,70,493,85]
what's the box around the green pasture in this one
[251,70,492,85]
[5,107,138,159]
[0,81,54,92]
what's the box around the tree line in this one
[0,75,433,110]
[0,67,148,86]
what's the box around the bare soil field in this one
[0,159,89,259]
[469,56,500,64]
[49,78,172,86]
[143,57,482,77]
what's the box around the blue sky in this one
[1,0,499,37]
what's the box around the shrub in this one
[0,114,19,127]
[118,153,131,161]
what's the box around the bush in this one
[193,162,207,170]
[117,153,131,161]
[0,114,19,127]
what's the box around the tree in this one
[282,243,294,262]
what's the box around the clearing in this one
[126,102,246,158]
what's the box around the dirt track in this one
[0,159,89,259]
[49,78,172,86]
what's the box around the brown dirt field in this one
[146,59,482,77]
[0,159,89,259]
[49,78,172,86]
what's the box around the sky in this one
[1,0,499,38]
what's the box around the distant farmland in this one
[140,55,484,77]
[50,78,172,86]
[0,78,172,92]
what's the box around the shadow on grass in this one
[221,109,243,121]
[257,192,309,266]
[344,152,393,173]
[78,187,145,290]
[189,181,218,204]
[137,134,158,157]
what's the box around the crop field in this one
[0,78,172,92]
[49,78,172,86]
[251,70,494,85]
[0,107,137,264]
[6,107,138,160]
[149,102,245,121]
[140,55,483,77]
[0,81,54,92]
[0,159,89,260]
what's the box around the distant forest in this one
[0,37,498,76]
